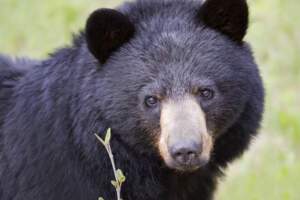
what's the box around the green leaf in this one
[105,128,111,145]
[111,180,118,188]
[116,169,126,183]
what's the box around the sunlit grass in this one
[0,0,299,199]
[217,134,300,200]
[0,0,123,57]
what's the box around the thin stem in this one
[107,145,122,200]
[95,134,122,200]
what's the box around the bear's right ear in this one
[85,9,135,64]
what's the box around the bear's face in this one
[86,0,253,171]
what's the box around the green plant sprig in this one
[95,128,126,200]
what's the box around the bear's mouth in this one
[158,95,213,172]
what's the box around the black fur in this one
[198,0,249,42]
[86,9,135,63]
[0,55,39,128]
[0,0,264,200]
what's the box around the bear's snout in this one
[169,140,204,169]
[159,96,213,171]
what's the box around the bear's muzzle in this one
[159,95,213,171]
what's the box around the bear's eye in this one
[145,96,159,108]
[198,88,214,100]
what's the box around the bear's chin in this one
[173,165,201,173]
[163,158,209,173]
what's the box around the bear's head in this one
[85,0,258,172]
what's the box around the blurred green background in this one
[0,0,299,199]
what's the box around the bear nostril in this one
[170,143,201,166]
[171,148,197,164]
[188,151,197,159]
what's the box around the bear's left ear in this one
[197,0,249,42]
[85,9,135,64]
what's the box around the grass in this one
[1,0,299,199]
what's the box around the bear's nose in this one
[170,141,202,166]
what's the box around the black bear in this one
[0,0,264,199]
